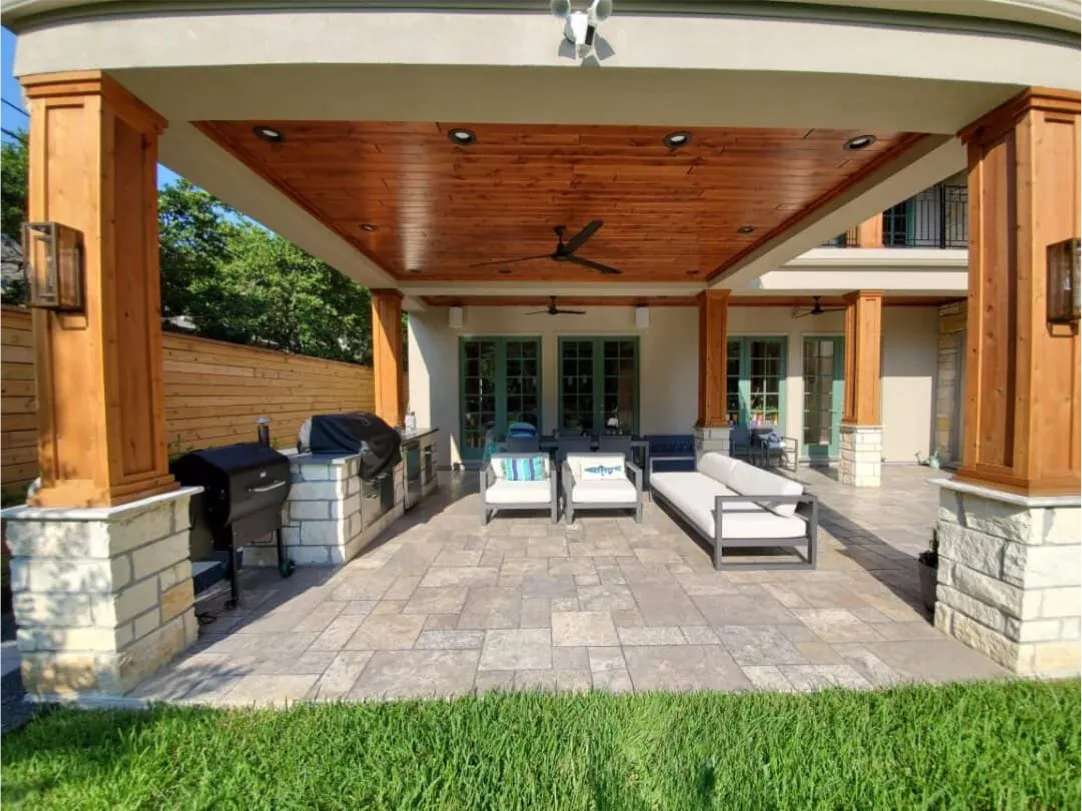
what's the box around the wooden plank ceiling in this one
[197,121,917,283]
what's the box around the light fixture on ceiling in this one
[407,268,423,274]
[685,270,699,276]
[498,268,513,275]
[448,128,476,145]
[252,125,284,143]
[737,225,755,234]
[360,224,378,233]
[843,134,877,151]
[663,131,691,149]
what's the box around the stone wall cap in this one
[0,486,203,521]
[934,477,1081,508]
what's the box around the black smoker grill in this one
[172,442,294,608]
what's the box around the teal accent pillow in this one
[503,456,547,481]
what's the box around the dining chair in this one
[505,435,541,453]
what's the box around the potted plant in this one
[918,530,939,611]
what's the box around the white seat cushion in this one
[484,479,551,505]
[571,478,637,505]
[650,471,761,539]
[697,452,804,518]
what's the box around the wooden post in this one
[954,88,1081,496]
[854,215,884,248]
[23,71,175,507]
[371,289,404,427]
[841,291,883,426]
[696,290,730,428]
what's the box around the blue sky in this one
[2,26,180,186]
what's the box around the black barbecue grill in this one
[172,442,295,608]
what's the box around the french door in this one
[459,337,541,461]
[558,337,639,436]
[725,337,787,427]
[802,336,844,461]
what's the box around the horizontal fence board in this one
[1,305,389,486]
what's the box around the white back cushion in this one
[724,458,804,518]
[697,452,738,485]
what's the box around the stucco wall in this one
[408,304,939,468]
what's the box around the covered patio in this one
[130,466,1004,706]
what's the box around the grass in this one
[2,680,1078,810]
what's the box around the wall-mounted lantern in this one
[23,222,84,312]
[1047,237,1080,327]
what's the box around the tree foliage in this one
[0,138,373,364]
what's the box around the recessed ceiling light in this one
[361,224,378,233]
[685,270,699,276]
[737,225,755,234]
[252,125,284,143]
[448,128,476,145]
[843,134,877,151]
[498,268,512,275]
[663,131,691,149]
[407,268,423,274]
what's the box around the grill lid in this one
[171,442,291,529]
[299,411,401,480]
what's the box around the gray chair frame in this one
[562,458,643,524]
[480,453,558,525]
[648,456,817,570]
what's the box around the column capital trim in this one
[697,289,731,302]
[370,288,405,300]
[843,290,884,303]
[958,87,1081,146]
[21,70,166,134]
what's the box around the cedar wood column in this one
[854,215,884,248]
[696,290,730,428]
[371,289,405,427]
[954,88,1081,497]
[23,72,175,507]
[839,290,883,486]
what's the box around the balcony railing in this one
[825,182,968,248]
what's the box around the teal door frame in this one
[557,336,640,435]
[458,336,542,461]
[725,336,788,428]
[802,335,845,460]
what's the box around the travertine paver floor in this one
[130,466,1007,706]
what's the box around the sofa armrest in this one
[626,460,643,495]
[713,493,818,533]
[483,463,495,489]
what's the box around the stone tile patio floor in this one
[131,465,1007,706]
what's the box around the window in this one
[726,337,787,428]
[459,337,541,460]
[559,337,639,435]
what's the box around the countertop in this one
[398,427,438,443]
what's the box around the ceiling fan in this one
[472,220,623,275]
[528,296,586,316]
[793,296,846,319]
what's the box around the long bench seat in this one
[650,452,818,570]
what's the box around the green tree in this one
[1,131,28,241]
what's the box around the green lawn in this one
[2,680,1078,810]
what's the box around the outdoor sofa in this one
[649,451,818,570]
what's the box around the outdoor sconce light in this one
[1046,237,1080,327]
[23,222,84,312]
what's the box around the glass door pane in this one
[802,337,843,459]
[747,339,783,426]
[460,339,498,459]
[505,339,540,430]
[560,340,595,435]
[601,339,637,434]
[726,339,743,424]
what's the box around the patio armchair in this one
[727,424,754,462]
[756,430,799,473]
[562,453,643,524]
[555,436,593,465]
[481,453,558,525]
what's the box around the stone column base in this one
[694,424,731,458]
[1,488,201,701]
[934,478,1081,677]
[839,424,882,487]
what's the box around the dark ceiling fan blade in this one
[525,310,551,315]
[553,309,587,315]
[792,310,813,319]
[470,253,553,268]
[564,220,603,254]
[565,255,622,275]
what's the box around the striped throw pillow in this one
[503,456,547,481]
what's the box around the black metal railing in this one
[823,182,968,249]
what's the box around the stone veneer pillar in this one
[838,424,882,487]
[934,480,1080,676]
[1,489,200,700]
[693,425,731,458]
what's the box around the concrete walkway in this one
[130,466,1006,706]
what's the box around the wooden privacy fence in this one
[1,305,378,486]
